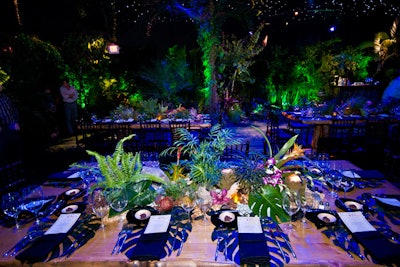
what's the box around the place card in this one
[144,214,171,234]
[45,213,81,235]
[375,197,400,208]
[338,211,376,233]
[237,217,263,234]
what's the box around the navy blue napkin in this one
[15,233,67,264]
[354,170,385,180]
[353,231,400,264]
[126,232,169,261]
[238,233,270,265]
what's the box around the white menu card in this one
[338,211,376,233]
[237,217,263,234]
[144,214,171,234]
[45,213,81,235]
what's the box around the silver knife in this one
[269,229,286,262]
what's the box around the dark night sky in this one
[0,0,398,53]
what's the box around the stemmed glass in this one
[91,188,110,229]
[282,190,301,231]
[180,192,196,223]
[327,170,343,198]
[22,185,44,225]
[2,192,23,231]
[105,187,128,223]
[317,153,330,173]
[195,198,211,226]
[341,178,353,199]
[300,192,315,228]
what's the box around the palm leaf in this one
[248,185,290,224]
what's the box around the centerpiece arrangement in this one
[77,134,167,218]
[159,124,310,223]
[77,124,317,224]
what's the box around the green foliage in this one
[227,103,244,123]
[216,24,266,110]
[248,185,290,224]
[160,124,241,187]
[0,69,10,85]
[137,98,168,120]
[138,45,195,105]
[83,134,166,216]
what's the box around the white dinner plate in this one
[61,204,79,213]
[135,209,151,220]
[317,213,337,223]
[219,211,235,223]
[344,200,363,211]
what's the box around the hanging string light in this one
[13,0,22,26]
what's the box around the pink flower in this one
[210,189,230,205]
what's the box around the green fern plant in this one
[84,134,166,216]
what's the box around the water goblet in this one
[2,192,23,231]
[180,197,196,223]
[196,198,211,226]
[22,185,44,225]
[300,193,315,227]
[317,153,330,173]
[105,187,128,223]
[341,178,353,199]
[282,190,301,231]
[91,188,110,229]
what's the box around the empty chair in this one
[221,140,250,161]
[330,117,356,140]
[318,117,356,159]
[169,120,191,144]
[108,122,132,141]
[140,120,169,153]
[286,118,312,147]
[265,112,297,149]
[0,160,26,197]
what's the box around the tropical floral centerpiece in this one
[75,134,167,218]
[159,124,308,223]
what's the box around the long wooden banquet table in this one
[282,111,399,151]
[0,160,399,267]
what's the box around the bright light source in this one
[107,43,120,54]
[329,26,336,32]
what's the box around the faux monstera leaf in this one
[248,185,290,224]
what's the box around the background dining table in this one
[0,160,399,267]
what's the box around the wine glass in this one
[300,192,315,228]
[91,188,110,229]
[282,190,301,231]
[317,153,330,173]
[329,170,343,198]
[341,178,353,199]
[105,187,128,223]
[195,198,211,226]
[2,192,23,231]
[180,193,196,223]
[22,185,44,225]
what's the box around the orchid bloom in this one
[210,188,230,205]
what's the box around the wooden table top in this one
[0,160,399,267]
